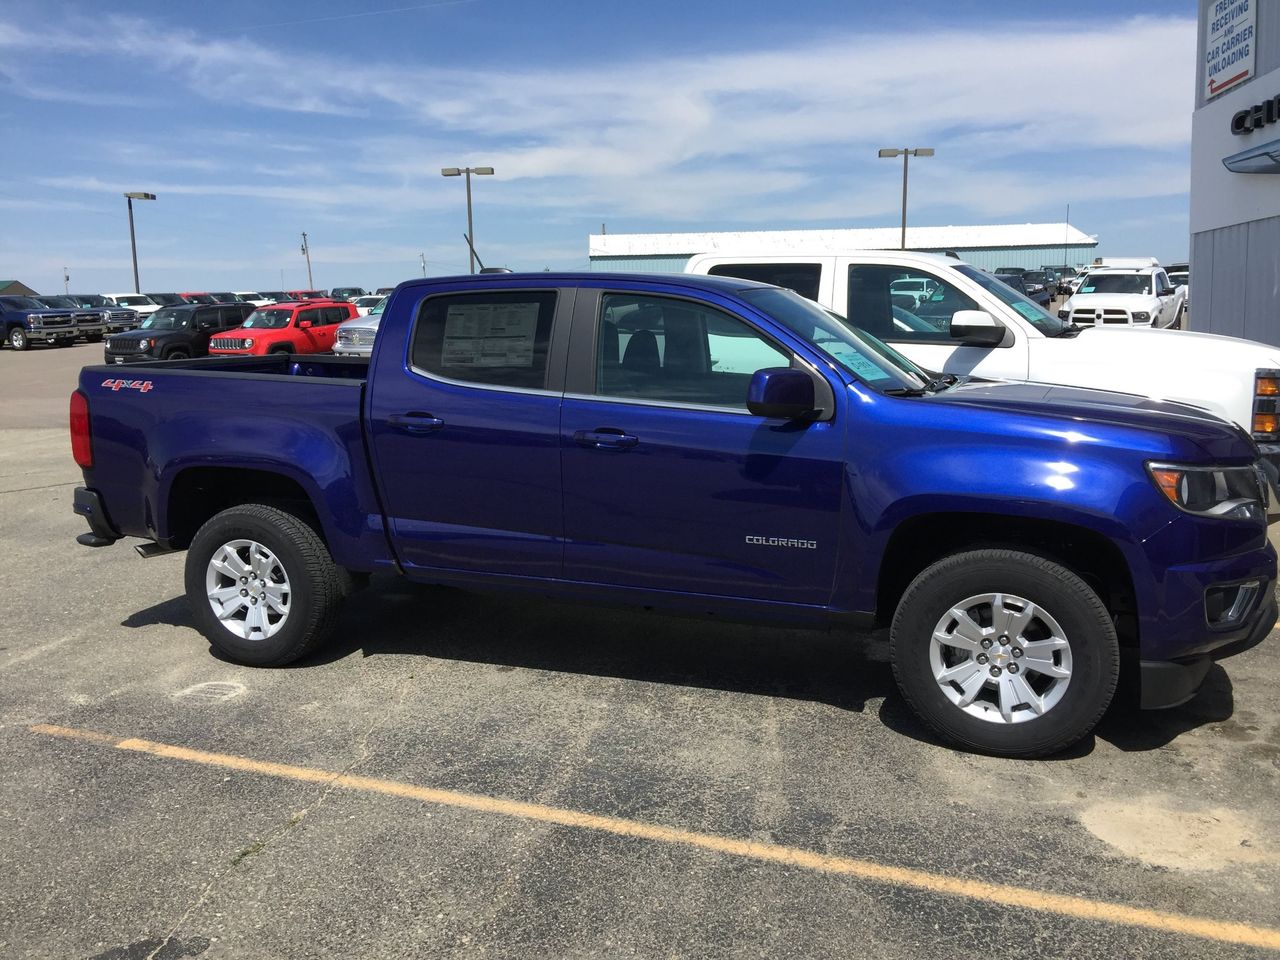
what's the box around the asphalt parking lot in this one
[2,340,1279,960]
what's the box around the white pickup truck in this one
[1058,265,1186,329]
[683,250,1280,482]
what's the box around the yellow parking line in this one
[29,722,1280,952]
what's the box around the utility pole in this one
[419,253,427,277]
[1063,203,1070,270]
[300,232,313,289]
[63,267,69,294]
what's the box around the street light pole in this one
[441,166,494,274]
[419,253,427,277]
[877,149,933,250]
[123,192,156,294]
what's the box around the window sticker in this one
[1080,285,1095,294]
[442,302,539,368]
[825,345,889,382]
[1011,302,1046,321]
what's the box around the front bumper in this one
[1141,594,1276,708]
[103,351,155,365]
[27,326,78,342]
[1137,537,1276,708]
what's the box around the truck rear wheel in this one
[890,549,1119,758]
[184,504,346,666]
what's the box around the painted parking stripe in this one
[29,723,1280,953]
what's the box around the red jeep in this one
[207,300,357,356]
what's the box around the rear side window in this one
[298,309,322,326]
[321,306,348,324]
[706,263,821,302]
[411,291,557,390]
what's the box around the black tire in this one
[269,345,293,355]
[86,333,103,343]
[184,504,346,666]
[165,349,190,360]
[9,327,28,351]
[55,339,75,347]
[890,549,1118,758]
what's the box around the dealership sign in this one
[1204,0,1256,100]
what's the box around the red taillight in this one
[70,390,92,468]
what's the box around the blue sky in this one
[0,0,1195,293]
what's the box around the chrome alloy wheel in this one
[929,592,1072,724]
[205,539,291,641]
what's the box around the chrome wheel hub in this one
[929,592,1072,725]
[205,539,291,641]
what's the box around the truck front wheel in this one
[9,327,29,350]
[890,549,1119,758]
[184,504,346,666]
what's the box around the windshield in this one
[115,295,154,306]
[738,287,927,391]
[369,297,387,316]
[955,265,1068,336]
[1,296,42,310]
[146,294,182,305]
[37,297,77,308]
[139,308,192,330]
[1079,273,1152,295]
[69,294,110,307]
[184,294,216,304]
[242,308,292,329]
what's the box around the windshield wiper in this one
[1053,322,1084,339]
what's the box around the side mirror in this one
[950,310,1005,346]
[747,367,816,420]
[297,319,312,329]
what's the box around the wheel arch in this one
[163,466,328,552]
[875,512,1138,647]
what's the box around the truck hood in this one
[1025,326,1280,425]
[1064,292,1159,310]
[926,380,1255,461]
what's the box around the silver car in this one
[333,296,385,357]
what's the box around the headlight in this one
[29,316,43,327]
[244,338,254,348]
[1132,311,1151,322]
[1148,462,1266,521]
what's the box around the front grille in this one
[74,312,104,326]
[211,338,248,351]
[107,338,144,353]
[1069,308,1131,325]
[337,328,376,348]
[108,310,136,323]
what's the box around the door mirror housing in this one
[297,319,312,329]
[950,310,1005,346]
[747,367,817,420]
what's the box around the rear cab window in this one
[410,290,558,390]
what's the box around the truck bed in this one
[95,353,370,381]
[76,352,390,571]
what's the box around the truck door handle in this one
[574,428,638,450]
[389,413,444,434]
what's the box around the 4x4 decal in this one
[101,378,154,393]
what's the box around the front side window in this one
[595,293,788,409]
[706,262,822,302]
[956,265,1067,335]
[411,290,557,390]
[847,265,979,342]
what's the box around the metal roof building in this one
[589,223,1099,273]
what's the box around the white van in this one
[684,250,1280,484]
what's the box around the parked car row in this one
[2,286,401,353]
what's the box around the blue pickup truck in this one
[70,273,1276,757]
[1,295,83,349]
